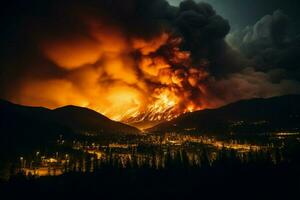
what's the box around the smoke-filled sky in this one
[1,0,300,122]
[168,0,300,30]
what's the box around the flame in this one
[147,90,179,121]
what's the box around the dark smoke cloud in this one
[227,10,300,81]
[175,1,254,79]
[177,1,229,48]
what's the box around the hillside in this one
[0,100,140,154]
[148,95,300,135]
[53,105,140,135]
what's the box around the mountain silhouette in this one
[0,100,140,154]
[53,105,141,135]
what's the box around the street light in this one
[20,157,24,168]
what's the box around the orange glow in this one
[104,85,144,121]
[43,36,102,70]
[140,56,170,77]
[132,33,169,55]
[19,79,89,108]
[147,89,179,121]
[13,22,215,123]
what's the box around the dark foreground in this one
[1,163,299,200]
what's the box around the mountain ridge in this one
[148,94,300,134]
[53,105,141,135]
[0,100,141,154]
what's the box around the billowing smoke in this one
[1,0,300,126]
[226,10,300,103]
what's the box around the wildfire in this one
[14,21,212,124]
[145,91,178,121]
[6,0,294,129]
